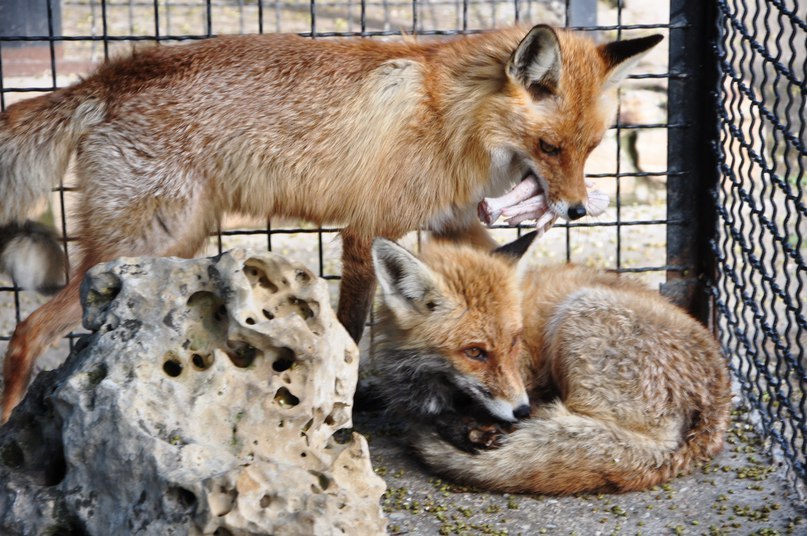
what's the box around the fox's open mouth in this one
[478,172,610,229]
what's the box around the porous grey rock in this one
[0,249,387,535]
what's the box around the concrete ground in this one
[354,404,805,536]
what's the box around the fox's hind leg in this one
[337,232,376,343]
[1,171,214,422]
[2,255,98,422]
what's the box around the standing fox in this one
[0,26,661,421]
[371,233,732,494]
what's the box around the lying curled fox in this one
[371,233,732,494]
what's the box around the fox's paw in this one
[467,422,510,450]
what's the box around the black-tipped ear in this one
[492,231,538,261]
[372,238,438,312]
[598,34,663,87]
[507,24,561,99]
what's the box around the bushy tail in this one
[0,221,66,293]
[0,85,104,224]
[412,398,730,495]
[0,84,105,291]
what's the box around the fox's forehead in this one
[419,243,522,325]
[525,93,611,150]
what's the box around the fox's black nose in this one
[514,404,531,420]
[567,204,587,220]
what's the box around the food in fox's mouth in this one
[478,175,609,235]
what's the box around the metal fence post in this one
[662,0,720,326]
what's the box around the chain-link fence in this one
[2,0,802,486]
[713,0,806,484]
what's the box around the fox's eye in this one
[539,140,561,156]
[464,346,488,362]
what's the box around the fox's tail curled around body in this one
[0,86,105,291]
[412,397,729,495]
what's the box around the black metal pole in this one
[663,0,720,326]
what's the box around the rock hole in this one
[274,387,300,408]
[324,415,335,426]
[244,261,279,293]
[0,441,24,469]
[245,317,256,325]
[344,350,354,364]
[42,517,88,536]
[87,364,107,386]
[272,347,295,372]
[226,341,258,368]
[214,528,234,536]
[44,449,67,487]
[167,486,197,514]
[300,452,307,458]
[289,297,315,320]
[186,291,229,341]
[308,471,331,492]
[260,495,272,508]
[163,358,183,377]
[331,429,353,445]
[191,353,213,370]
[302,418,313,433]
[82,271,123,331]
[295,269,311,283]
[258,276,278,292]
[262,308,274,320]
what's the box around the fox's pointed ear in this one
[372,239,439,313]
[599,34,663,89]
[492,231,538,262]
[507,25,561,99]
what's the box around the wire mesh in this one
[713,0,806,483]
[0,3,673,373]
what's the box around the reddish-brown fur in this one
[0,27,660,421]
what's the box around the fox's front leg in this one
[337,233,376,343]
